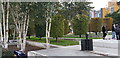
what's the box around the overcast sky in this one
[89,0,120,10]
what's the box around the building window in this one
[110,7,114,13]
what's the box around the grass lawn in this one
[64,37,80,38]
[27,37,79,46]
[63,37,102,39]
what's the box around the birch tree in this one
[44,2,62,49]
[1,1,6,48]
[5,0,9,49]
[10,2,33,51]
[0,1,3,42]
[0,0,10,48]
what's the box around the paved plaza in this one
[28,39,119,58]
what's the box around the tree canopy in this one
[106,9,120,23]
[72,14,89,36]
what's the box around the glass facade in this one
[110,7,114,13]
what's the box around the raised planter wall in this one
[26,41,47,48]
[26,40,64,49]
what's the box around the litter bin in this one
[14,50,27,58]
[81,39,93,51]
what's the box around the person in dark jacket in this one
[14,50,27,58]
[112,24,116,39]
[115,24,120,40]
[102,26,107,40]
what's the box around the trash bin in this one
[81,39,93,51]
[14,50,27,58]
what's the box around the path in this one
[28,39,119,58]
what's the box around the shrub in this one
[64,20,69,35]
[103,17,113,31]
[72,14,89,37]
[51,15,64,41]
[89,18,103,33]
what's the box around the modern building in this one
[90,10,102,18]
[95,10,102,18]
[101,0,119,18]
[90,10,95,18]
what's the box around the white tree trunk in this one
[46,18,49,49]
[13,28,16,40]
[21,15,27,51]
[25,15,29,35]
[10,4,30,52]
[0,19,3,42]
[12,12,21,49]
[1,1,6,48]
[48,17,51,38]
[0,1,3,42]
[46,17,52,49]
[23,15,29,52]
[5,1,9,48]
[17,31,21,48]
[1,0,10,48]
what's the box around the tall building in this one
[90,10,102,18]
[101,0,119,18]
[90,10,95,18]
[117,1,120,8]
